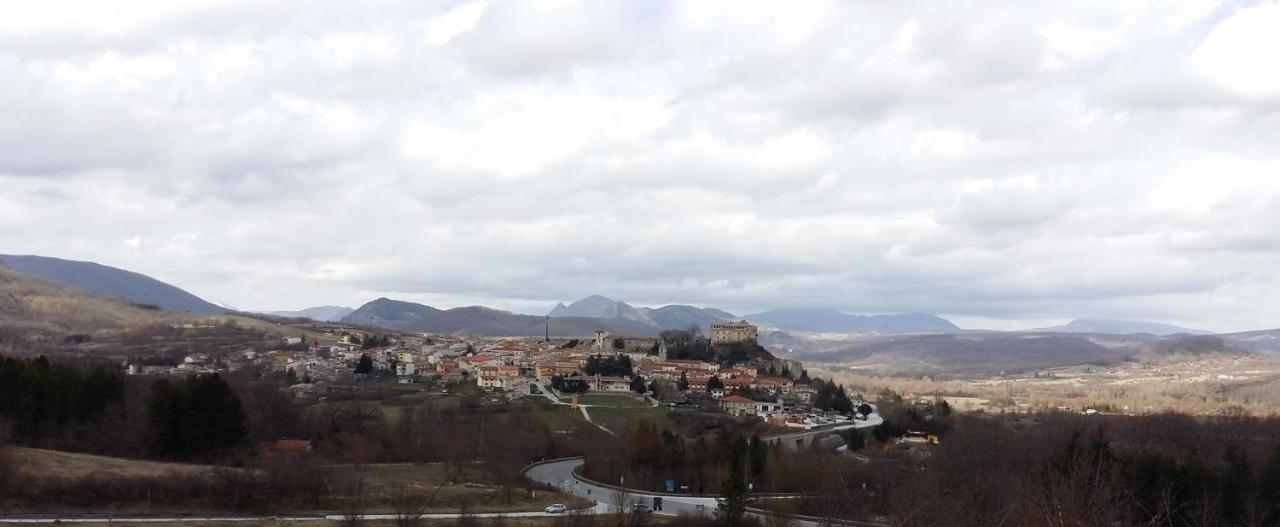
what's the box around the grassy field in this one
[587,405,671,433]
[533,405,588,432]
[577,393,649,408]
[8,447,225,479]
[49,520,579,527]
[214,314,342,344]
[329,464,592,513]
[3,448,587,515]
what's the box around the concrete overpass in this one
[764,413,883,451]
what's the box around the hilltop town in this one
[132,318,874,431]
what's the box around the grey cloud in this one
[2,1,1280,331]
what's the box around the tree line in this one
[583,353,633,376]
[0,355,250,461]
[0,356,124,445]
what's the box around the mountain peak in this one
[342,296,660,337]
[548,295,642,321]
[546,295,735,331]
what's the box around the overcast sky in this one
[3,1,1280,331]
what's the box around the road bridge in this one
[764,413,883,451]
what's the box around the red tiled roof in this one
[719,395,755,403]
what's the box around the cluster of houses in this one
[129,323,874,425]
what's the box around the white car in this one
[545,504,568,514]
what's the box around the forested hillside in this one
[0,264,190,355]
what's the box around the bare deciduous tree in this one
[391,486,430,527]
[338,468,367,527]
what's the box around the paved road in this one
[0,511,572,524]
[526,458,718,518]
[526,458,887,527]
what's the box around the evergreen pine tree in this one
[631,375,647,393]
[707,375,724,392]
[717,436,749,526]
[1259,442,1280,524]
[748,435,768,481]
[355,354,374,374]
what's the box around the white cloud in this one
[1,0,1279,332]
[1193,1,1280,98]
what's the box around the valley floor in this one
[815,353,1280,415]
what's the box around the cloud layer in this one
[3,0,1280,331]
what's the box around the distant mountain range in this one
[548,295,737,332]
[1035,318,1211,336]
[0,255,1239,342]
[549,295,651,322]
[790,332,1247,378]
[263,306,355,322]
[342,297,661,337]
[0,254,225,314]
[745,308,962,334]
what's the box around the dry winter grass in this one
[8,447,223,479]
[817,352,1280,416]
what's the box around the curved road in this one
[526,458,886,527]
[526,458,718,517]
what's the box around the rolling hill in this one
[1218,328,1280,353]
[263,305,354,322]
[790,331,1252,378]
[1036,318,1211,336]
[0,263,191,351]
[343,297,661,336]
[0,254,225,314]
[746,308,961,334]
[642,304,734,330]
